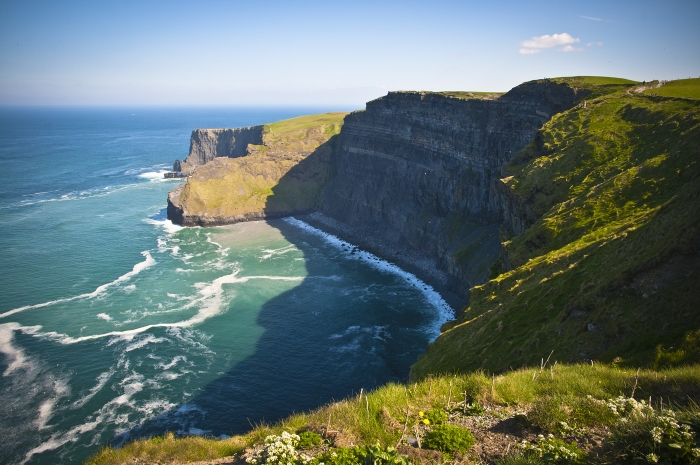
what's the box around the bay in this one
[0,107,451,465]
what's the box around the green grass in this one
[265,112,348,134]
[176,113,345,220]
[85,364,700,465]
[644,78,700,99]
[553,76,639,85]
[411,88,700,378]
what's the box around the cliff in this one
[180,126,264,175]
[168,113,346,226]
[411,78,700,378]
[317,81,586,299]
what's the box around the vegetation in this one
[86,364,700,464]
[643,78,700,99]
[176,112,347,220]
[411,79,700,378]
[553,76,639,86]
[422,424,475,454]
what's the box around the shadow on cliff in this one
[261,134,340,217]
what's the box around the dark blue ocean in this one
[0,107,452,465]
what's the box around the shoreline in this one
[295,212,465,312]
[282,216,456,340]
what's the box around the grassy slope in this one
[411,84,700,379]
[554,76,639,86]
[87,364,700,465]
[644,77,700,99]
[177,112,347,218]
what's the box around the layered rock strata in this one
[180,126,264,175]
[318,81,584,299]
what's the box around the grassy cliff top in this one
[644,77,700,99]
[173,112,345,220]
[553,76,639,85]
[265,112,348,135]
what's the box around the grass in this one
[175,113,346,220]
[85,364,700,465]
[553,76,639,86]
[644,77,700,99]
[265,112,348,135]
[411,87,700,378]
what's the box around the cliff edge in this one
[168,113,346,226]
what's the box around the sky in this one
[0,0,698,107]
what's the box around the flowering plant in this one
[519,434,585,464]
[247,432,311,465]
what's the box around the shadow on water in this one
[122,134,431,443]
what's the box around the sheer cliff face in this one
[320,82,582,298]
[180,126,264,175]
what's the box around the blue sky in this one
[1,0,698,106]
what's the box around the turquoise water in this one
[0,107,452,465]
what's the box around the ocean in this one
[0,107,452,465]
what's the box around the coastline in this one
[296,212,465,312]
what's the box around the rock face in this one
[180,126,264,175]
[167,81,584,303]
[167,113,346,226]
[318,81,584,299]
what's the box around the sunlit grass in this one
[86,364,700,465]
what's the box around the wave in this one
[260,244,299,260]
[283,217,454,340]
[35,271,305,345]
[0,251,156,319]
[137,170,181,182]
[0,322,38,376]
[0,184,137,211]
[144,217,182,235]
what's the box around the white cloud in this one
[559,45,585,52]
[580,15,602,21]
[521,33,580,49]
[519,48,542,55]
[519,33,581,55]
[587,41,604,47]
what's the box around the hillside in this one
[411,78,700,378]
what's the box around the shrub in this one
[297,431,323,450]
[422,424,476,454]
[519,434,585,465]
[357,443,409,465]
[463,401,487,416]
[419,409,448,425]
[312,447,361,465]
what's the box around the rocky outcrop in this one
[180,126,264,175]
[318,81,584,299]
[167,113,346,226]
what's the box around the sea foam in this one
[0,251,156,319]
[283,217,454,339]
